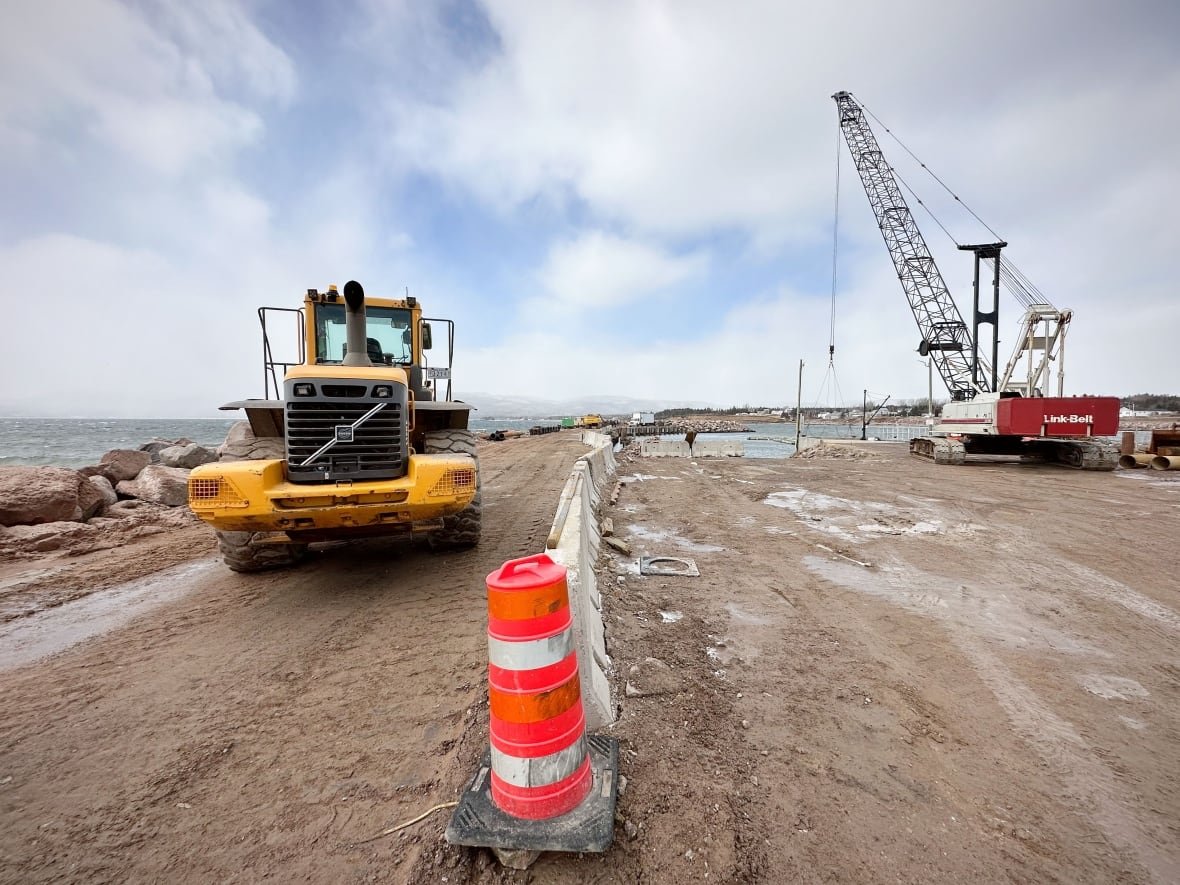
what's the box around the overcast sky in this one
[2,0,1176,417]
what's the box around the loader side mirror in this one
[421,323,433,350]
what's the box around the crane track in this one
[912,435,1118,471]
[910,436,966,465]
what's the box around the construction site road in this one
[2,434,1179,884]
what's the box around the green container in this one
[561,417,576,428]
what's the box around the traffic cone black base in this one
[445,734,619,855]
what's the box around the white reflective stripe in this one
[491,735,588,788]
[488,627,574,671]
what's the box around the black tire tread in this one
[422,429,482,549]
[214,421,307,572]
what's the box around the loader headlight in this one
[293,383,315,397]
[373,385,393,399]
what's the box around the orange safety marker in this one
[446,553,618,862]
[486,553,592,819]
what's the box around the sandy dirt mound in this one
[791,440,874,460]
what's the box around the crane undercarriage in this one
[911,435,1119,470]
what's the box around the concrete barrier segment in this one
[639,439,690,457]
[545,432,619,730]
[692,441,745,457]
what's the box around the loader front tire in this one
[423,429,482,550]
[213,421,307,572]
[216,530,308,573]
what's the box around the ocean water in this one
[0,416,1010,470]
[0,416,559,469]
[0,418,240,468]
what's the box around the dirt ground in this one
[1,435,1178,883]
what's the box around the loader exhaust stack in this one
[341,279,371,367]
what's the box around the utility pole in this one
[927,357,934,425]
[861,388,867,441]
[795,360,804,449]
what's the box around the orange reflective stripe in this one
[487,582,568,622]
[489,678,581,725]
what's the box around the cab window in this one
[314,303,414,365]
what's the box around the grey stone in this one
[604,536,631,555]
[87,474,118,508]
[76,473,105,519]
[492,849,541,870]
[99,449,151,482]
[624,657,681,698]
[159,443,217,469]
[116,465,191,507]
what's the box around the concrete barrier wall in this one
[545,432,618,730]
[693,440,745,458]
[639,439,690,457]
[639,438,744,458]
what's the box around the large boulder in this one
[218,421,285,462]
[0,467,97,526]
[116,465,191,507]
[88,474,119,509]
[99,449,151,482]
[76,473,106,520]
[138,438,176,460]
[159,443,218,469]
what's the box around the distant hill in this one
[458,391,718,419]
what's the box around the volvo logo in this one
[335,426,354,442]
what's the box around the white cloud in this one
[0,0,292,175]
[2,1,1177,417]
[535,231,707,311]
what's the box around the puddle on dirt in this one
[626,524,724,553]
[803,555,1108,656]
[765,488,979,541]
[659,610,683,623]
[0,559,218,671]
[725,601,770,626]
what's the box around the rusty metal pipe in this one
[1119,453,1154,469]
[1150,455,1180,470]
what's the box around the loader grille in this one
[285,389,408,483]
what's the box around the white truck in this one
[630,412,656,427]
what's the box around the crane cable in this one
[854,94,1004,242]
[853,93,1054,313]
[820,116,846,413]
[829,119,841,361]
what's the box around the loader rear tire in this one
[213,421,307,572]
[423,429,482,550]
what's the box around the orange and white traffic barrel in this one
[485,553,593,819]
[445,552,618,863]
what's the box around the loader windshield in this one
[314,303,414,365]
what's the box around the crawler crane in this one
[833,91,1119,469]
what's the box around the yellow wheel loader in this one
[188,280,480,572]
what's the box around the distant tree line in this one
[1122,393,1180,411]
[658,399,947,419]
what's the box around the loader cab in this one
[256,285,456,406]
[306,291,423,368]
